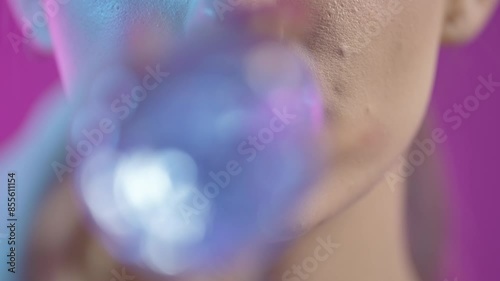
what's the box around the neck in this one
[269,175,419,281]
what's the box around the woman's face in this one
[40,0,448,231]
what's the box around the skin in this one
[9,0,499,280]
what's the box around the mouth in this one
[185,0,313,42]
[117,0,315,79]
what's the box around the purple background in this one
[1,2,499,280]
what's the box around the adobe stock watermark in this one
[351,0,412,54]
[282,235,340,281]
[51,65,170,182]
[386,74,499,190]
[178,107,297,223]
[7,0,71,54]
[110,267,135,281]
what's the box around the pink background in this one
[1,2,499,280]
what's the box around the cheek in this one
[358,0,445,145]
[286,0,446,229]
[307,0,444,124]
[307,0,445,177]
